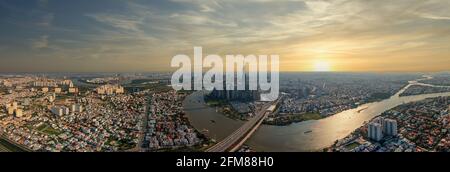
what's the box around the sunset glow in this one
[313,60,332,72]
[0,0,449,72]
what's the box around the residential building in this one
[368,122,383,141]
[51,106,64,116]
[384,119,398,136]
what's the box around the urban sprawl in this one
[1,73,450,152]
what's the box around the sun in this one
[313,60,332,72]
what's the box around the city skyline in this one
[1,0,450,72]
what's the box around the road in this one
[0,135,30,152]
[132,96,151,152]
[0,143,10,152]
[206,101,276,152]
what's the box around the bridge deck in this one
[206,102,275,152]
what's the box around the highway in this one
[206,101,277,152]
[0,134,31,152]
[0,144,10,152]
[0,127,31,152]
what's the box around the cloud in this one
[86,13,144,32]
[32,35,49,49]
[83,0,450,71]
[37,13,54,27]
[200,4,216,12]
[304,0,331,13]
[402,42,427,48]
[2,0,450,72]
[417,13,450,20]
[170,13,237,27]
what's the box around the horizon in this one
[0,71,449,76]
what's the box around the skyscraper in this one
[368,117,398,142]
[384,119,398,136]
[210,73,260,102]
[368,122,383,141]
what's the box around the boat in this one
[210,120,216,124]
[357,107,368,113]
[304,130,312,134]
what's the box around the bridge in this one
[206,100,279,152]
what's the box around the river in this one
[183,77,450,152]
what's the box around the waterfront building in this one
[210,74,260,102]
[368,122,383,141]
[368,117,398,141]
[384,119,398,136]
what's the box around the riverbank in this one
[264,113,322,126]
[184,76,450,152]
[204,91,394,127]
[204,96,251,121]
[143,91,211,152]
[327,95,450,152]
[400,85,450,97]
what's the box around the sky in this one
[0,0,450,72]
